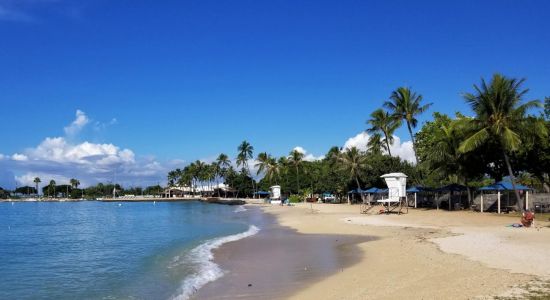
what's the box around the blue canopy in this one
[253,191,271,195]
[347,188,368,194]
[363,187,388,194]
[407,186,423,193]
[479,181,531,191]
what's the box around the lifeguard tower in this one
[269,185,282,205]
[377,173,408,214]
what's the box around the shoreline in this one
[199,203,550,299]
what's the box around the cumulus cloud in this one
[343,132,370,151]
[0,110,172,189]
[11,153,28,161]
[64,109,89,136]
[292,146,324,161]
[342,132,416,164]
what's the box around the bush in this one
[288,195,303,203]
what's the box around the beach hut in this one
[478,181,531,213]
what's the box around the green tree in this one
[237,141,255,196]
[459,74,547,211]
[288,149,305,198]
[339,147,367,204]
[33,177,41,196]
[366,109,399,157]
[48,180,56,198]
[385,87,432,164]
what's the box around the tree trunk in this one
[384,132,393,157]
[407,122,419,165]
[354,176,362,205]
[502,149,523,212]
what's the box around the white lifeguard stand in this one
[270,185,281,205]
[377,173,408,214]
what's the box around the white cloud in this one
[343,132,370,151]
[11,153,28,161]
[292,146,324,161]
[0,110,170,189]
[342,132,416,164]
[64,109,89,136]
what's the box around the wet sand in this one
[193,206,373,299]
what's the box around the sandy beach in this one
[198,203,550,300]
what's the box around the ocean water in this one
[0,201,257,300]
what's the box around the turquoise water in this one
[0,201,256,300]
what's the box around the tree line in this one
[165,74,548,210]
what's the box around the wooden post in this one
[526,191,529,211]
[414,192,417,209]
[480,192,484,213]
[448,193,451,211]
[497,190,501,214]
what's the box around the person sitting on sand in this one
[521,211,535,227]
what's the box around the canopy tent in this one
[478,181,532,213]
[253,191,271,198]
[434,184,468,210]
[406,186,426,208]
[364,187,388,194]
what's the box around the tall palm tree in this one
[264,157,280,186]
[33,177,41,196]
[216,153,231,197]
[339,147,367,204]
[288,149,305,197]
[255,152,269,176]
[366,109,400,157]
[237,141,254,196]
[385,87,432,164]
[49,180,56,198]
[237,141,254,174]
[459,74,547,211]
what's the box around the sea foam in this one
[171,225,260,300]
[233,206,247,213]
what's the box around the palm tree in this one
[366,109,400,157]
[459,74,547,211]
[367,133,386,155]
[288,149,305,197]
[255,152,269,176]
[49,180,56,198]
[237,141,254,196]
[385,87,432,164]
[216,153,231,197]
[339,147,367,204]
[264,157,280,186]
[33,177,41,197]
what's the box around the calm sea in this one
[0,201,258,300]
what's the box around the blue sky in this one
[1,0,549,188]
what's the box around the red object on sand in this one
[521,211,534,227]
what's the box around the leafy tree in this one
[385,87,432,164]
[459,74,547,211]
[48,180,56,198]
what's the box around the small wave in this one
[233,206,247,213]
[170,225,260,300]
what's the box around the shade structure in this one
[406,186,424,193]
[363,187,388,194]
[478,181,532,213]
